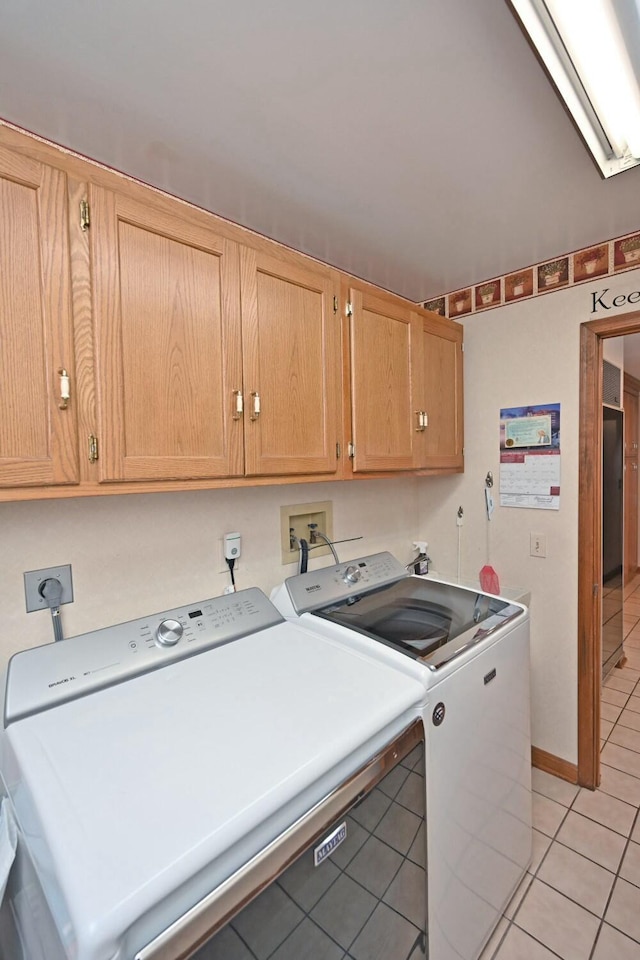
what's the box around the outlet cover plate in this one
[24,564,74,613]
[530,534,547,558]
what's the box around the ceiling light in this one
[509,0,640,177]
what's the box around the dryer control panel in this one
[5,588,283,726]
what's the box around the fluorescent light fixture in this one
[509,0,640,177]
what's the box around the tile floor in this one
[480,574,640,960]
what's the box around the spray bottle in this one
[412,540,431,576]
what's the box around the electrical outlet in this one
[281,501,334,565]
[24,564,74,613]
[219,534,240,574]
[224,532,241,561]
[530,533,547,558]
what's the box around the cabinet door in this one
[0,148,78,487]
[90,186,243,481]
[419,313,464,470]
[240,248,341,477]
[349,287,422,472]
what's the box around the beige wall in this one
[0,478,423,664]
[419,265,640,765]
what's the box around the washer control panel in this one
[5,588,283,726]
[284,552,408,614]
[342,565,362,584]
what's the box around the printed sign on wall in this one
[500,403,561,510]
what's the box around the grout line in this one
[482,921,510,960]
[508,919,570,960]
[588,920,605,959]
[540,834,618,891]
[525,872,610,922]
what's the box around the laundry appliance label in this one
[314,821,347,866]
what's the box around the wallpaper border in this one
[421,230,640,318]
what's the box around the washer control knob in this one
[343,565,362,584]
[156,619,183,646]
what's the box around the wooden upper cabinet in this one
[240,248,341,477]
[0,130,463,497]
[418,312,464,470]
[349,286,422,472]
[0,148,79,487]
[89,185,244,481]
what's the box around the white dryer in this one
[0,587,427,960]
[271,552,532,960]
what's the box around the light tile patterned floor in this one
[480,575,640,960]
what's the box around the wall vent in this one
[602,360,622,407]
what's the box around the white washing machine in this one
[0,587,428,960]
[271,552,532,960]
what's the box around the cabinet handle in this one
[58,368,70,410]
[415,411,426,432]
[232,390,243,420]
[250,392,261,421]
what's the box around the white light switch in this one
[530,533,547,558]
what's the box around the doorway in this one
[578,309,640,788]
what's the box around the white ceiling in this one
[1,0,640,301]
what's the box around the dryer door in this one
[140,722,427,960]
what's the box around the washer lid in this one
[312,577,524,666]
[272,559,525,670]
[3,619,423,960]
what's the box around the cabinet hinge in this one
[88,434,99,463]
[346,302,353,317]
[336,442,341,459]
[80,199,90,231]
[333,296,338,314]
[348,442,355,459]
[461,342,465,352]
